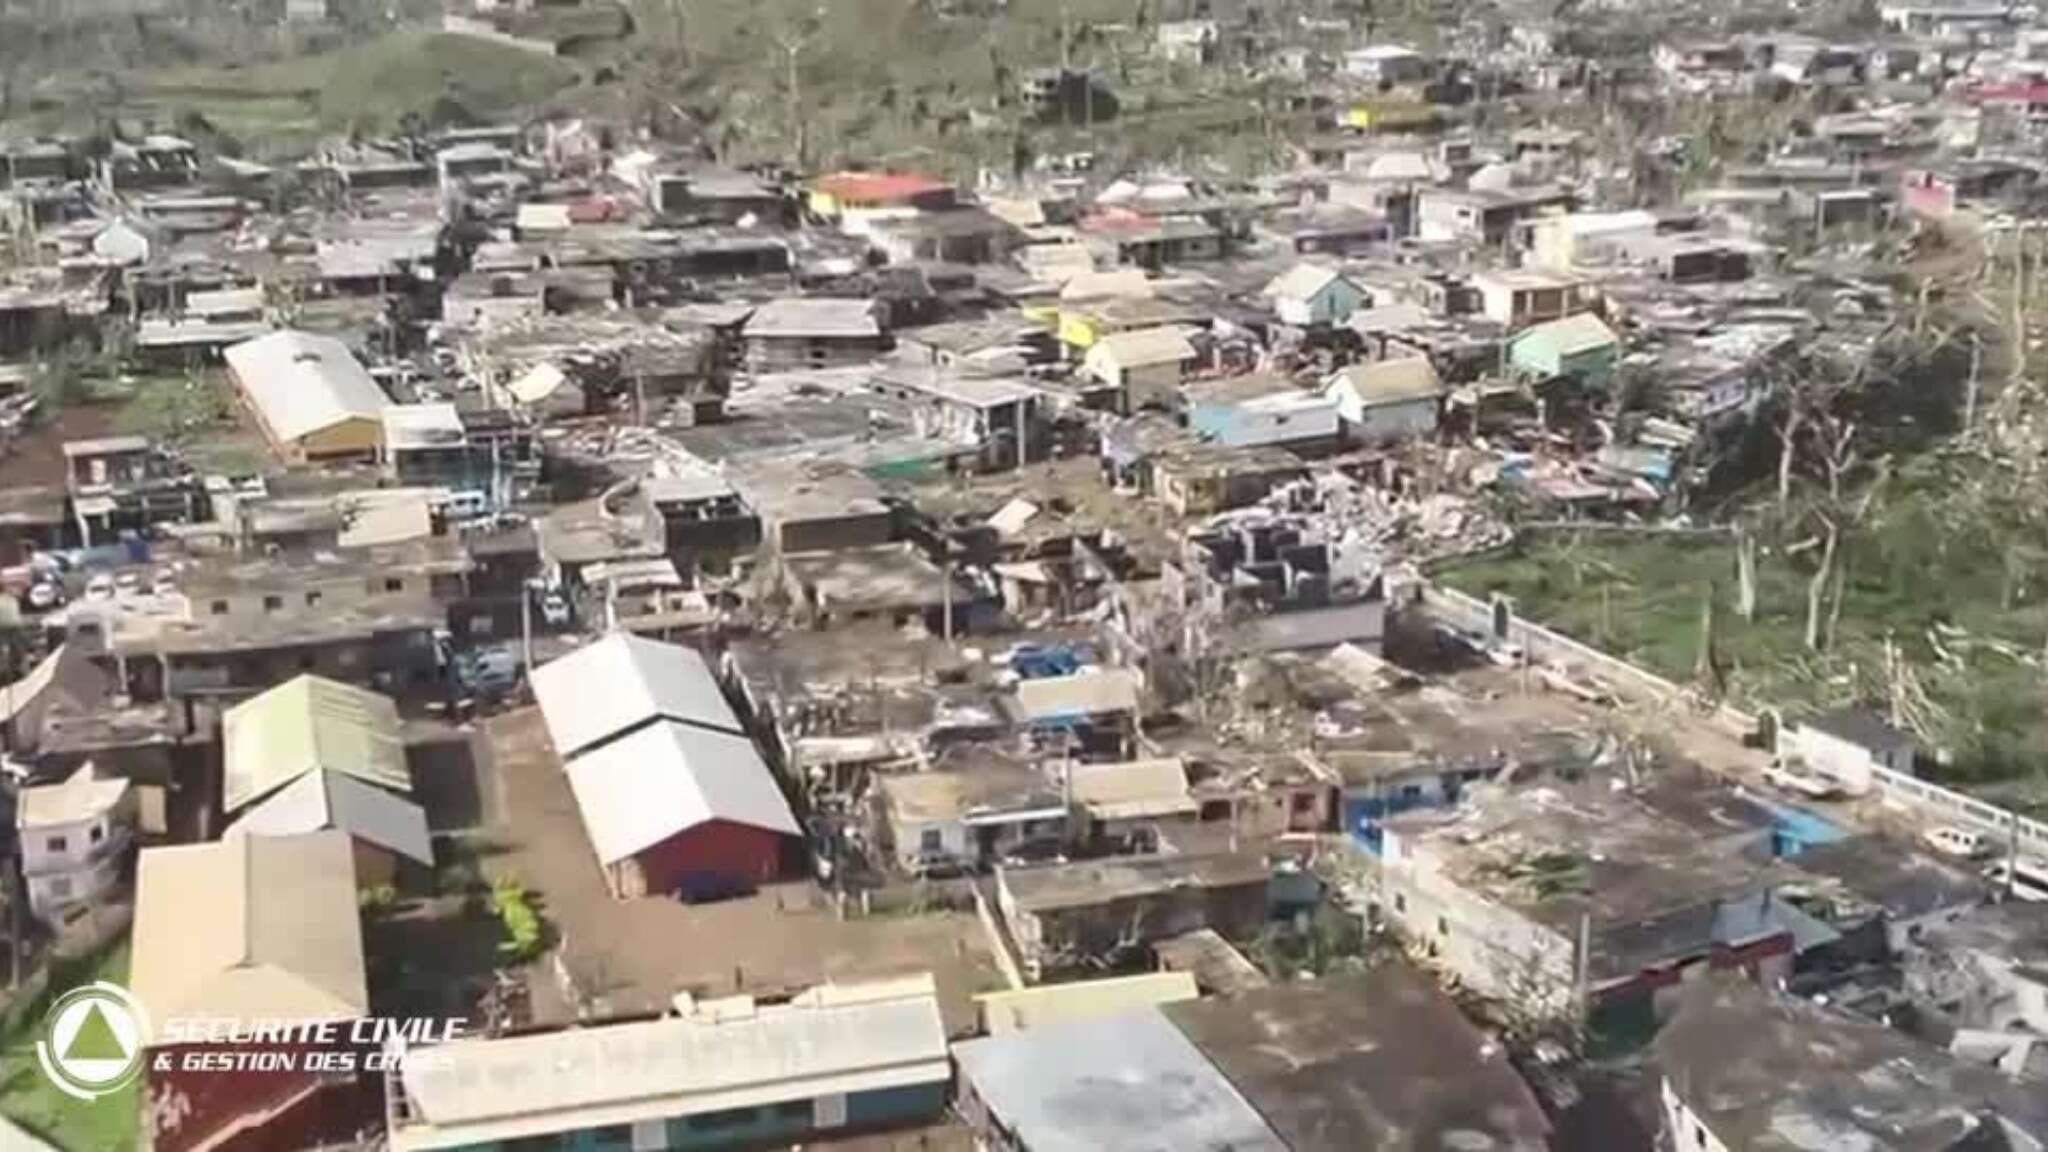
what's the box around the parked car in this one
[1923,826,1991,861]
[452,645,522,695]
[83,574,115,602]
[1763,761,1842,801]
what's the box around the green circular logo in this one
[35,981,148,1101]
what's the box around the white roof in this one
[1013,668,1143,722]
[19,763,127,828]
[1365,151,1437,182]
[515,203,572,232]
[132,832,367,1031]
[1058,268,1153,302]
[530,632,743,759]
[186,286,265,318]
[565,720,797,865]
[226,768,434,866]
[1263,262,1345,303]
[1085,326,1197,370]
[1349,44,1421,60]
[742,297,881,339]
[1066,757,1196,821]
[223,330,391,445]
[1557,209,1659,237]
[381,402,465,449]
[394,976,947,1151]
[1330,356,1442,404]
[507,362,573,404]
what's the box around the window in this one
[384,578,404,593]
[690,1107,757,1131]
[262,595,283,613]
[1393,892,1407,914]
[305,590,322,607]
[46,836,66,853]
[1437,916,1450,937]
[773,1100,812,1121]
[89,825,102,845]
[1694,1123,1707,1149]
[210,600,229,616]
[919,828,944,853]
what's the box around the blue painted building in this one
[387,975,951,1152]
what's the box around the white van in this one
[1922,826,1989,860]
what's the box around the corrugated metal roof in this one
[1085,325,1197,370]
[1066,757,1196,821]
[221,674,410,813]
[223,330,391,445]
[226,768,433,866]
[131,831,367,1031]
[1512,312,1619,358]
[530,632,743,759]
[1263,262,1344,303]
[1331,356,1442,405]
[394,975,947,1150]
[741,297,881,339]
[953,1009,1287,1152]
[565,719,796,865]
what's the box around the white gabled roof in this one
[224,330,391,445]
[18,763,127,829]
[531,632,744,759]
[132,832,367,1032]
[565,720,797,865]
[226,768,434,866]
[1085,326,1197,370]
[1264,262,1343,303]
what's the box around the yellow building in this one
[1341,100,1438,132]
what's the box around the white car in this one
[84,574,115,601]
[1922,826,1991,860]
[1763,762,1841,801]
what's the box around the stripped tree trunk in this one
[1735,527,1758,622]
[1805,519,1838,652]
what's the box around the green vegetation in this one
[312,33,578,136]
[1441,487,2048,796]
[0,939,137,1152]
[113,371,238,446]
[5,29,576,157]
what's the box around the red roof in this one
[1967,82,2048,104]
[811,171,952,204]
[567,196,622,223]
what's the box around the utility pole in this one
[520,576,537,680]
